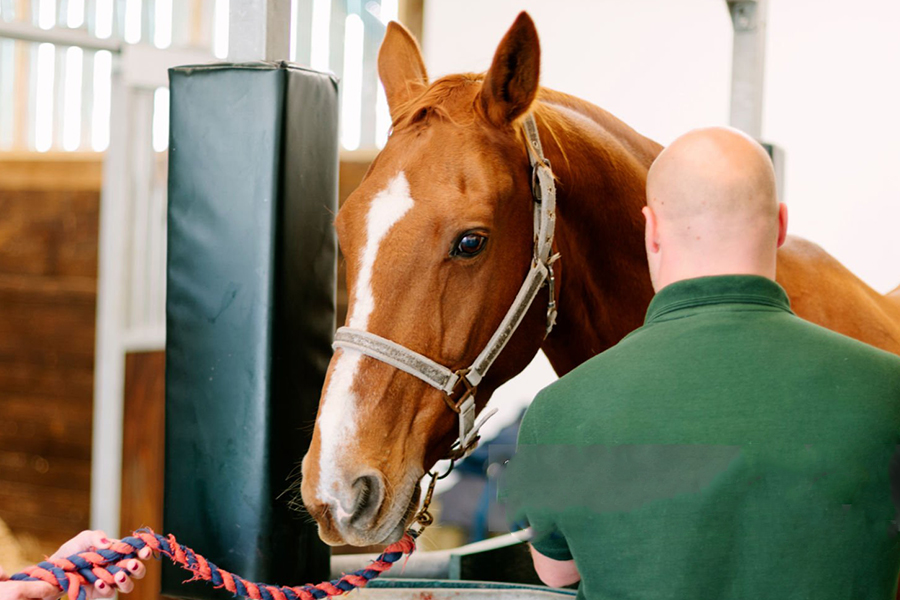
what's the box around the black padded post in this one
[163,63,337,599]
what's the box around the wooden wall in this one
[0,154,102,560]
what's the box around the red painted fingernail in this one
[117,573,126,582]
[97,582,106,590]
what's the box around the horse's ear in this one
[480,12,541,126]
[378,21,429,120]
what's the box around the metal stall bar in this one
[726,0,767,139]
[725,0,784,199]
[228,0,290,62]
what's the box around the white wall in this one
[420,0,900,432]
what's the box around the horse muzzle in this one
[301,468,416,547]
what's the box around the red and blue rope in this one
[11,528,419,600]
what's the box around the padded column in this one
[163,62,337,598]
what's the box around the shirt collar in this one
[644,275,793,324]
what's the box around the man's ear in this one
[776,202,788,248]
[642,206,660,254]
[378,21,428,121]
[479,12,541,127]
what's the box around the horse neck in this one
[534,92,662,375]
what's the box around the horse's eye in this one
[453,233,488,257]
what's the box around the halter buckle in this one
[442,368,477,413]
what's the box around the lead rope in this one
[10,471,448,600]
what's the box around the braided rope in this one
[11,528,419,600]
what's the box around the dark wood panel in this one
[121,351,166,600]
[0,479,90,529]
[0,361,94,398]
[0,393,93,463]
[0,189,100,279]
[0,450,90,489]
[0,285,97,368]
[1,393,93,432]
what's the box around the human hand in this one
[0,530,146,600]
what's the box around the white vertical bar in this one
[375,0,396,146]
[340,13,363,150]
[147,154,166,336]
[0,39,13,149]
[91,48,111,150]
[35,42,55,152]
[63,45,83,150]
[95,0,113,38]
[309,0,329,70]
[128,92,153,333]
[81,50,94,149]
[91,65,128,538]
[56,43,67,150]
[288,0,297,61]
[124,0,142,43]
[67,0,85,27]
[151,86,168,152]
[375,83,388,148]
[378,0,397,23]
[38,0,56,29]
[213,0,229,58]
[153,0,171,48]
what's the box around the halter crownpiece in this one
[332,112,559,461]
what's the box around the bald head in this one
[642,127,787,291]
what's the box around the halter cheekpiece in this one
[332,113,559,461]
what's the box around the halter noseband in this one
[332,113,559,461]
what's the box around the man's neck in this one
[653,262,777,293]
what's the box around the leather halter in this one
[332,113,559,460]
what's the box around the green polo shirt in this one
[502,275,900,599]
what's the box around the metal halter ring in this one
[413,460,456,530]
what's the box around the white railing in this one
[0,0,222,152]
[2,0,400,154]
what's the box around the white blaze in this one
[317,173,415,503]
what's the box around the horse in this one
[299,12,900,547]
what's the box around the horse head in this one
[299,13,557,546]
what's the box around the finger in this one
[124,560,145,580]
[136,547,152,561]
[0,566,8,581]
[113,571,133,594]
[9,580,60,600]
[90,531,112,551]
[91,579,115,599]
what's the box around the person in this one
[501,126,900,598]
[0,530,144,600]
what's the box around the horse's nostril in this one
[350,474,384,527]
